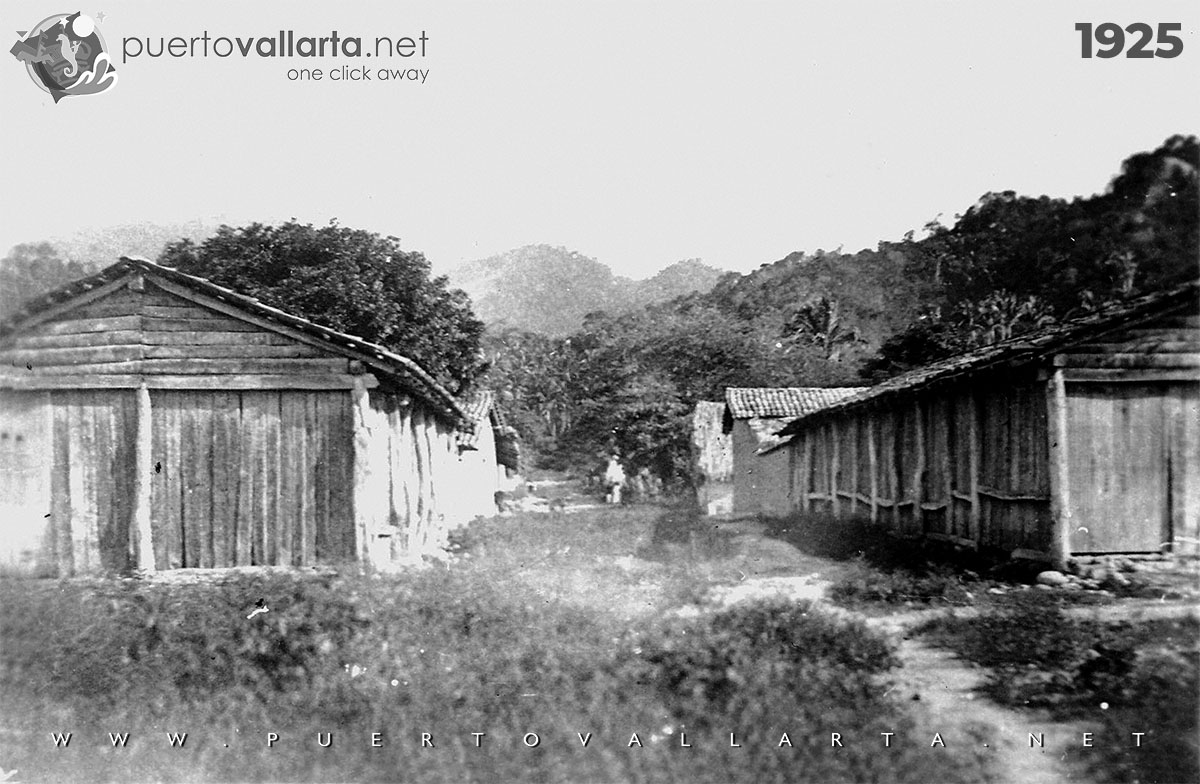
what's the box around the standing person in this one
[603,454,626,504]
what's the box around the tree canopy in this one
[158,221,485,392]
[481,135,1198,485]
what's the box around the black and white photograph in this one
[1,2,1197,782]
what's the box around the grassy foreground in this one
[0,506,986,783]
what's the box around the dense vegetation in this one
[483,135,1198,483]
[158,221,486,392]
[0,511,985,783]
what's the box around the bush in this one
[828,558,975,607]
[0,575,985,783]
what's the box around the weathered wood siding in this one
[0,277,352,385]
[44,390,140,576]
[786,375,1052,553]
[0,272,470,574]
[1055,307,1200,555]
[1064,383,1197,553]
[783,305,1199,558]
[149,390,355,570]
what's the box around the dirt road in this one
[495,491,1110,784]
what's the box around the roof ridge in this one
[0,256,468,427]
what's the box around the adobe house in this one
[723,387,867,517]
[765,281,1199,566]
[0,257,478,576]
[449,390,520,522]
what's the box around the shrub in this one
[828,558,975,607]
[0,510,988,784]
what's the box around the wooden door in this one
[1065,383,1197,553]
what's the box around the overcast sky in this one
[2,1,1196,278]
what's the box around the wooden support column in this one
[912,399,925,533]
[1046,369,1072,569]
[787,443,797,511]
[133,384,155,572]
[942,396,953,537]
[848,418,859,517]
[801,433,813,513]
[868,412,878,523]
[886,412,899,528]
[967,392,981,545]
[829,419,840,516]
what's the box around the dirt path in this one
[631,512,1099,784]
[886,635,1097,784]
[691,537,1094,784]
[503,491,1189,784]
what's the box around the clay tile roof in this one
[724,387,869,420]
[456,390,497,450]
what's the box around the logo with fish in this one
[10,12,117,102]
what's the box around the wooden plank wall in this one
[48,390,139,575]
[786,377,1053,554]
[0,279,350,377]
[1056,310,1200,377]
[149,390,355,569]
[1058,307,1199,554]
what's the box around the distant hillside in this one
[448,245,726,335]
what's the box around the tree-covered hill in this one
[448,245,726,336]
[486,135,1199,483]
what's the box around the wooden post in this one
[912,399,925,533]
[801,432,813,513]
[1046,369,1072,569]
[787,442,798,511]
[967,392,981,545]
[829,419,840,516]
[848,417,859,517]
[868,412,878,523]
[133,384,155,572]
[941,396,953,537]
[886,412,899,529]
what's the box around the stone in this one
[1036,570,1069,587]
